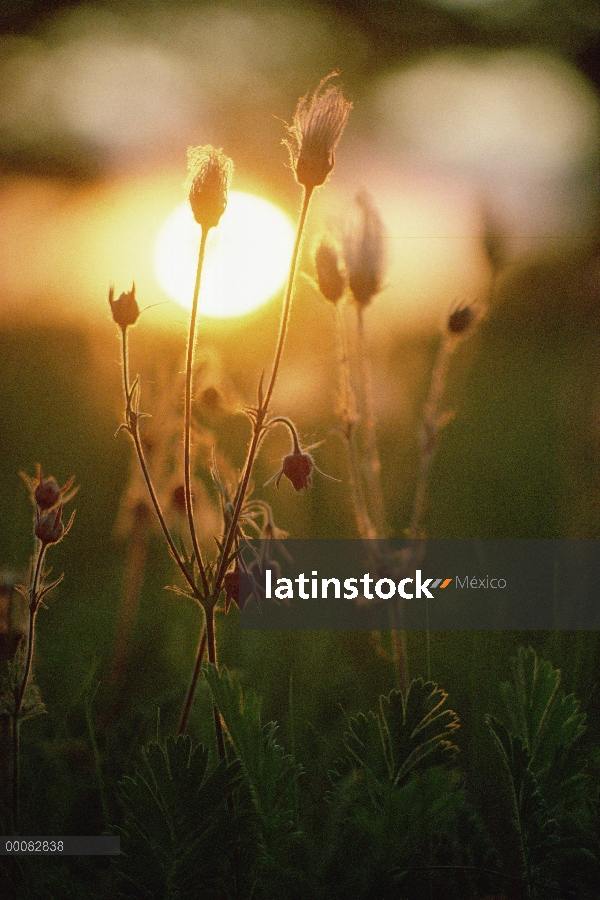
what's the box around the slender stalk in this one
[12,542,45,832]
[356,306,386,538]
[205,606,226,761]
[183,231,210,596]
[213,186,314,598]
[178,626,206,735]
[406,334,453,683]
[121,330,199,599]
[179,186,315,733]
[335,302,376,540]
[408,336,452,540]
[263,186,313,411]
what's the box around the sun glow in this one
[154,191,295,318]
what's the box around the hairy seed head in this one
[285,73,352,189]
[187,145,233,231]
[343,190,386,307]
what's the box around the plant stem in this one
[178,626,206,736]
[180,186,315,734]
[355,306,387,538]
[12,542,45,832]
[183,230,210,596]
[205,607,226,761]
[213,185,314,598]
[408,336,452,540]
[335,302,376,540]
[121,330,199,598]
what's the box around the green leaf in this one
[114,734,242,900]
[203,664,302,841]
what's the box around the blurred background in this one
[2,0,600,827]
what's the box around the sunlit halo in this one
[154,191,295,318]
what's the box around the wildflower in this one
[187,145,233,232]
[277,447,314,491]
[343,190,385,306]
[21,465,77,511]
[35,504,73,546]
[109,283,139,332]
[315,238,345,304]
[268,444,337,492]
[285,73,352,189]
[447,304,475,335]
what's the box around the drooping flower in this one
[343,190,386,306]
[109,283,139,332]
[285,73,352,190]
[186,145,233,232]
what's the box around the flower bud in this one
[35,505,65,545]
[315,239,345,304]
[344,191,385,307]
[447,304,474,335]
[109,283,139,332]
[187,145,233,232]
[34,476,61,510]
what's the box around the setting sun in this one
[154,191,295,318]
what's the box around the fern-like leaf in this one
[114,734,242,900]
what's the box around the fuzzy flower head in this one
[315,237,346,305]
[285,73,352,190]
[343,190,386,307]
[187,145,234,231]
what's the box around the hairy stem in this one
[121,330,199,598]
[205,607,226,761]
[335,302,376,540]
[356,306,387,538]
[214,186,314,599]
[184,231,210,596]
[12,542,45,831]
[179,186,315,734]
[178,626,206,736]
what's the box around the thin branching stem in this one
[178,626,206,736]
[406,333,454,682]
[12,541,46,831]
[408,335,453,540]
[205,606,226,761]
[213,186,314,599]
[178,186,315,735]
[356,305,386,538]
[184,230,210,596]
[335,302,376,540]
[121,330,199,598]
